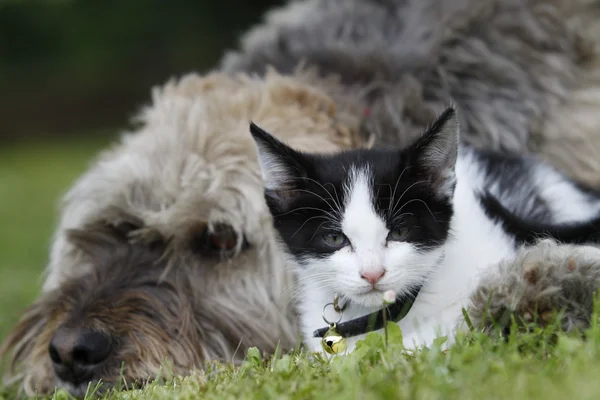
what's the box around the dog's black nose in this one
[49,327,112,383]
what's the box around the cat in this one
[249,106,600,354]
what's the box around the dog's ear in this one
[249,122,311,210]
[0,299,50,375]
[66,222,134,259]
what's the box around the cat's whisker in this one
[395,198,438,222]
[375,183,393,209]
[289,276,338,294]
[274,206,338,224]
[308,220,337,242]
[274,206,331,217]
[282,281,318,299]
[289,216,335,240]
[283,274,338,296]
[391,212,415,221]
[286,276,339,298]
[304,177,342,213]
[298,177,344,217]
[292,188,342,219]
[300,176,344,212]
[273,199,340,225]
[390,179,428,216]
[388,166,411,217]
[271,186,341,219]
[293,269,337,279]
[324,182,343,215]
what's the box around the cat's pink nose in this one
[360,269,386,285]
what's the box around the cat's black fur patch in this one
[471,149,553,221]
[472,148,600,224]
[250,119,455,262]
[478,191,600,246]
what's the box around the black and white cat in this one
[249,107,600,353]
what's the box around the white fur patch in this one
[341,167,387,253]
[533,165,600,223]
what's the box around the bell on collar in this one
[321,323,347,355]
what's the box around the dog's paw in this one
[468,239,600,334]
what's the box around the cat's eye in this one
[322,232,348,247]
[388,227,410,242]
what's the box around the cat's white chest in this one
[299,277,464,354]
[298,284,378,353]
[299,292,462,354]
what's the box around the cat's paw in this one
[468,239,600,334]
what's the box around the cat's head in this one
[250,107,459,308]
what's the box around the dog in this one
[0,70,363,397]
[5,0,600,396]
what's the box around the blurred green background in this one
[0,0,282,341]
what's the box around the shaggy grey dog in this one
[222,0,600,188]
[1,71,362,397]
[4,0,600,397]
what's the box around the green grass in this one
[16,322,600,400]
[2,138,600,400]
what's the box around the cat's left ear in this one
[249,122,307,192]
[414,106,459,199]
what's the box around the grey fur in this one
[469,239,600,333]
[222,0,600,187]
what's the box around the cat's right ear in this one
[249,122,307,208]
[413,106,460,199]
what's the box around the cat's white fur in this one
[295,156,600,355]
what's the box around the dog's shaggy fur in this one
[41,70,361,292]
[222,0,600,188]
[5,0,600,397]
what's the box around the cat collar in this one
[312,286,422,340]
